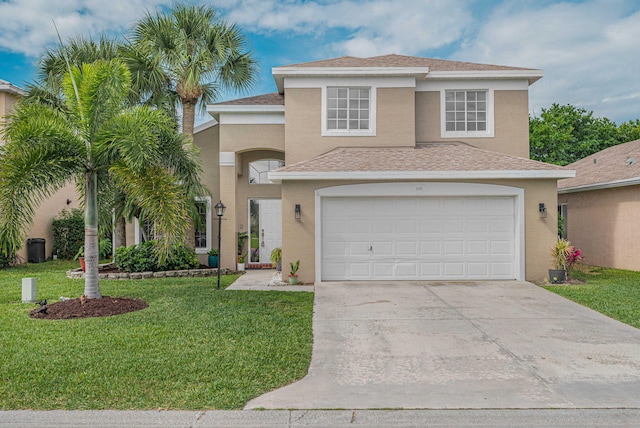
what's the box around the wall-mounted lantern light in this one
[295,204,301,220]
[539,203,547,219]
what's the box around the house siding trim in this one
[558,177,640,194]
[270,170,575,182]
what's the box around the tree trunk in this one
[113,215,126,251]
[84,171,102,299]
[182,100,196,138]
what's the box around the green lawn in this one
[544,265,640,329]
[0,260,313,410]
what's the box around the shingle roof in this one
[277,142,569,173]
[281,54,535,72]
[212,92,284,106]
[558,139,640,190]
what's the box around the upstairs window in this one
[326,87,370,131]
[442,89,493,138]
[445,90,487,132]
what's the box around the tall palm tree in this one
[130,4,257,137]
[0,59,202,298]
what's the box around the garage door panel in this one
[443,241,464,255]
[443,263,465,277]
[420,219,441,233]
[372,241,393,256]
[372,220,393,233]
[467,263,489,277]
[373,263,394,278]
[491,240,513,255]
[322,195,516,280]
[397,220,418,233]
[468,241,489,255]
[397,241,418,255]
[349,241,370,256]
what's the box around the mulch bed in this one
[94,264,211,274]
[29,296,148,320]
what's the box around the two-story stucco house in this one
[130,54,574,283]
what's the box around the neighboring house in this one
[182,54,573,283]
[558,139,640,271]
[0,79,80,262]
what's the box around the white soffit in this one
[558,177,640,194]
[206,105,285,125]
[269,169,576,183]
[0,80,26,96]
[273,66,429,92]
[425,70,544,86]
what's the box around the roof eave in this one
[558,177,640,194]
[206,104,285,119]
[269,169,575,183]
[0,82,27,96]
[426,69,544,85]
[272,66,431,93]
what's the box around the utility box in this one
[22,278,37,303]
[27,238,46,263]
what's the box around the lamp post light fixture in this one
[214,201,226,290]
[295,204,301,220]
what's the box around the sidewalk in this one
[226,269,314,292]
[2,409,640,427]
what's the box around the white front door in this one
[249,199,282,265]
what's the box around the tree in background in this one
[0,59,201,298]
[130,3,257,137]
[530,104,640,165]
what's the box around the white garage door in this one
[321,196,516,280]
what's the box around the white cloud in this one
[222,0,473,57]
[452,0,640,123]
[0,0,170,57]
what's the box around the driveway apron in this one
[246,281,640,409]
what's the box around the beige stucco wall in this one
[124,124,222,265]
[219,124,284,153]
[17,182,81,262]
[284,87,416,164]
[282,178,558,284]
[0,91,19,125]
[558,186,640,271]
[415,90,530,158]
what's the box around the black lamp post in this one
[214,200,226,290]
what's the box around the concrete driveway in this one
[246,281,640,409]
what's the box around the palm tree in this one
[130,3,257,137]
[0,59,202,298]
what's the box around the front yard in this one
[0,260,313,410]
[544,265,640,329]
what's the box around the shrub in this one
[115,241,199,273]
[52,209,84,259]
[0,252,15,269]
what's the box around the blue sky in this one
[1,0,639,124]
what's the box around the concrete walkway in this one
[247,280,640,409]
[226,269,314,292]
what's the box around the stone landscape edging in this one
[66,263,236,280]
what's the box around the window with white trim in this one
[441,89,493,138]
[194,197,211,254]
[326,87,370,131]
[445,90,487,132]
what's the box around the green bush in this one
[115,241,199,273]
[52,209,84,259]
[0,252,15,269]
